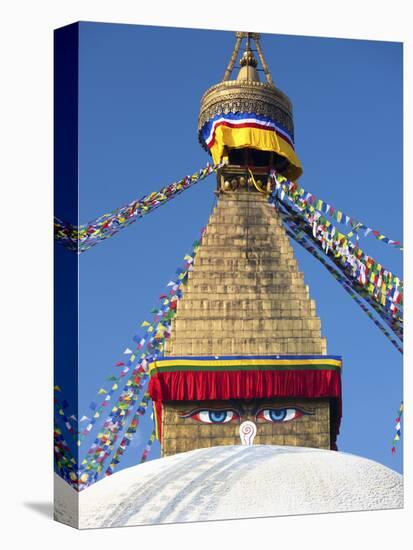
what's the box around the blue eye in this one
[257,408,305,422]
[209,411,228,423]
[269,409,287,421]
[187,410,237,423]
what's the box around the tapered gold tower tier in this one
[165,190,326,357]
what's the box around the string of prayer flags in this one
[80,374,150,485]
[79,234,203,480]
[54,162,223,253]
[77,319,168,423]
[54,393,78,440]
[104,393,152,477]
[268,173,403,330]
[55,229,206,489]
[81,232,203,480]
[273,199,403,353]
[283,217,403,352]
[140,429,156,464]
[54,427,79,485]
[269,170,403,251]
[391,402,404,454]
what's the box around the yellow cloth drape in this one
[210,125,303,181]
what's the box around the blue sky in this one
[70,22,403,474]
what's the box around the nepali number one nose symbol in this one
[239,421,257,445]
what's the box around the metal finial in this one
[222,31,274,85]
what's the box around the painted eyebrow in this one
[178,406,241,419]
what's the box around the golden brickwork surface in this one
[165,190,326,356]
[162,398,331,456]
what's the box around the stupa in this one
[149,32,342,456]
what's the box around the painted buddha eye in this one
[199,410,236,423]
[256,408,305,422]
[180,409,239,424]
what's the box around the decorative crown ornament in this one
[198,32,302,180]
[198,32,294,143]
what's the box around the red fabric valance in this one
[149,369,340,402]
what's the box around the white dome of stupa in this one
[54,445,403,529]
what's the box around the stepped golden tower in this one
[149,32,342,456]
